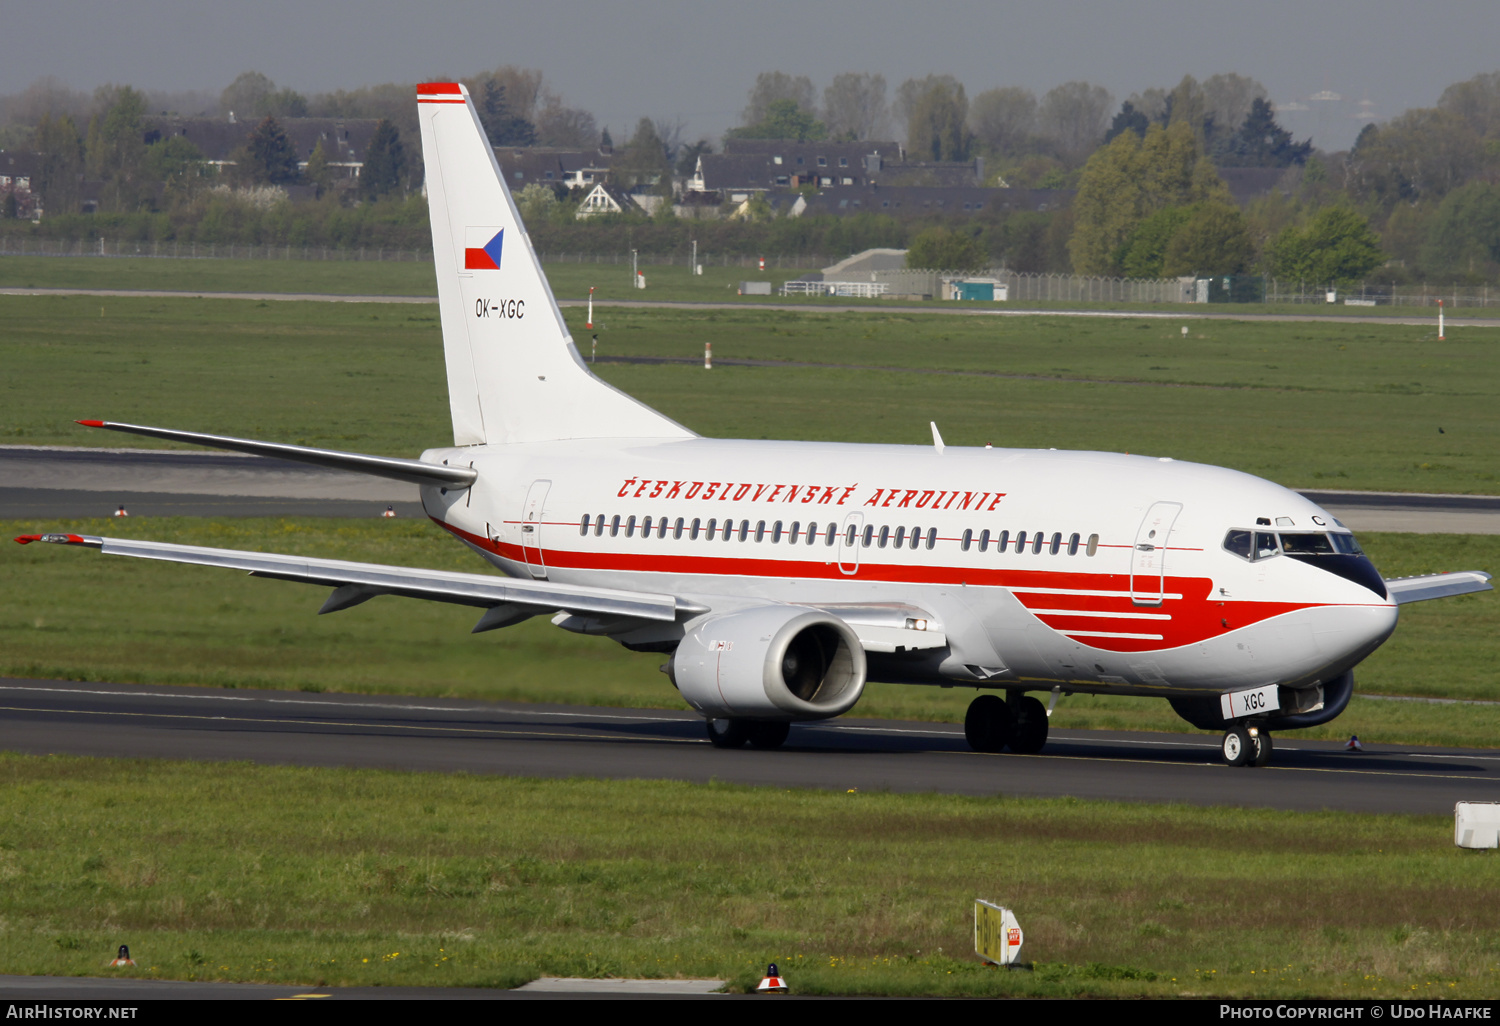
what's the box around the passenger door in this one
[1130,501,1182,606]
[521,479,551,579]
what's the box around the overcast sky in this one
[6,0,1499,151]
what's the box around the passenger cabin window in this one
[755,520,767,542]
[961,529,973,552]
[978,529,990,552]
[825,523,838,546]
[878,525,890,548]
[862,525,874,547]
[772,520,784,543]
[579,514,590,536]
[1086,533,1099,556]
[673,517,685,540]
[626,515,637,537]
[1014,531,1027,552]
[926,528,937,550]
[1068,532,1081,555]
[610,515,621,537]
[690,517,701,540]
[1031,532,1044,555]
[996,530,1009,551]
[594,514,605,537]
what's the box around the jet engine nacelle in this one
[670,605,867,720]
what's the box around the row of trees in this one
[7,65,1500,283]
[15,83,414,220]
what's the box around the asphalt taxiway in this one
[2,678,1495,816]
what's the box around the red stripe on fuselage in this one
[431,517,1354,654]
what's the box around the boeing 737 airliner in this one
[17,83,1492,766]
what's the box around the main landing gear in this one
[964,692,1049,754]
[705,718,790,750]
[1222,724,1272,767]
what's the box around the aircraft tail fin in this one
[415,82,693,446]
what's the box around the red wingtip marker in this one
[14,535,42,545]
[76,420,106,428]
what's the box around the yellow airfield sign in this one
[974,899,1024,966]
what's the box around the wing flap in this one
[1384,570,1493,605]
[17,533,683,622]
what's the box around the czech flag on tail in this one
[465,227,504,270]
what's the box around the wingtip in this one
[76,419,105,428]
[14,533,95,547]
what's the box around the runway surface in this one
[3,678,1496,815]
[4,285,1499,328]
[0,446,421,520]
[3,446,1495,531]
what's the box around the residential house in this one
[142,115,380,180]
[0,151,40,219]
[574,180,643,218]
[493,146,613,191]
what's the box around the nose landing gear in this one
[1222,724,1272,767]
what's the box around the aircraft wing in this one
[1383,570,1493,605]
[15,532,695,629]
[75,420,476,490]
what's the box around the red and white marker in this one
[110,945,136,967]
[705,342,712,370]
[1344,735,1364,752]
[114,505,129,517]
[758,256,765,271]
[755,963,787,993]
[586,286,594,330]
[1439,299,1445,340]
[382,506,396,518]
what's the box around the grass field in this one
[5,253,1498,319]
[3,295,1498,494]
[1,753,1496,997]
[3,518,1495,746]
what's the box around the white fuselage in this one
[419,436,1398,700]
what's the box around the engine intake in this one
[670,605,867,720]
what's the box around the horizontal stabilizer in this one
[1384,570,1493,605]
[16,532,685,623]
[77,420,476,489]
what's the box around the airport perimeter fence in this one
[5,237,1499,308]
[0,237,434,262]
[0,237,836,270]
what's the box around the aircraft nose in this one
[1309,598,1398,667]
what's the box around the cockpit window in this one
[1280,533,1336,555]
[1223,529,1252,559]
[1225,528,1366,562]
[1329,532,1364,555]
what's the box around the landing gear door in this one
[838,511,864,576]
[1130,501,1182,607]
[521,479,551,579]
